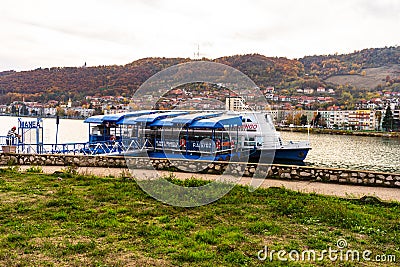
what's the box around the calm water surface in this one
[2,116,399,173]
[280,131,400,173]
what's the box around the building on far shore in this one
[273,109,399,131]
[225,97,248,111]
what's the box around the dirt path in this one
[18,166,400,203]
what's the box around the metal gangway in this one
[0,136,154,156]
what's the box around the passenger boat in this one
[83,110,311,162]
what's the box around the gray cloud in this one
[355,0,400,19]
[14,18,137,46]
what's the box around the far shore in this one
[2,113,399,138]
[0,113,86,121]
[276,126,400,138]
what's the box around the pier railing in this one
[0,136,309,156]
[0,137,152,156]
[17,143,88,155]
[0,135,126,155]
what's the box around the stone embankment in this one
[1,153,399,188]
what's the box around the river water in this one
[280,131,400,173]
[1,116,399,173]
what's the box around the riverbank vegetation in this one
[0,167,399,266]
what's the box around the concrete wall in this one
[1,153,399,188]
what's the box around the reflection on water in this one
[280,131,400,173]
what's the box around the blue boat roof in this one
[84,111,155,124]
[102,111,155,123]
[84,110,242,129]
[189,115,242,128]
[149,112,241,129]
[83,115,104,124]
[121,111,189,125]
[149,117,175,127]
[170,112,222,125]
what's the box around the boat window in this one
[91,126,100,135]
[130,125,139,137]
[243,137,256,146]
[161,128,175,140]
[95,125,109,136]
[256,136,263,146]
[110,127,118,137]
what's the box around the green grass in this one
[0,167,399,266]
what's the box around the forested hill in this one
[300,46,400,79]
[0,55,302,104]
[0,57,190,104]
[0,46,399,104]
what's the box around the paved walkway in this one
[18,166,400,203]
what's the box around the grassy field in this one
[0,166,399,266]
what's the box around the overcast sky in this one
[1,0,399,71]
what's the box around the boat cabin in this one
[83,110,311,162]
[118,111,244,160]
[83,111,155,143]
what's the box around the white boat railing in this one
[123,138,154,152]
[81,141,126,155]
[280,140,311,149]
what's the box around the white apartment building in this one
[310,110,377,130]
[225,97,248,111]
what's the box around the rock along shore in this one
[1,153,399,188]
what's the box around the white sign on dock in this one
[18,118,43,129]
